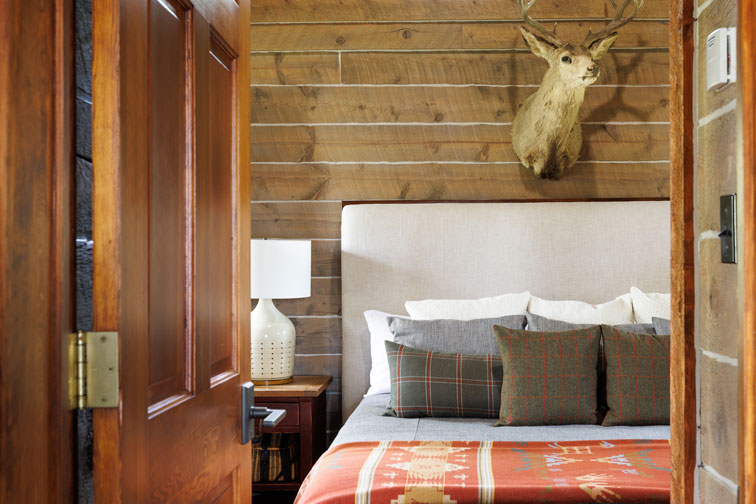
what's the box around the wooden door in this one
[0,0,76,502]
[90,0,251,501]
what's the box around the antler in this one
[583,0,644,47]
[517,0,564,47]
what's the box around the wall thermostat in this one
[706,27,736,91]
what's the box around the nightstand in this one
[252,375,332,494]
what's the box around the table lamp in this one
[250,239,311,385]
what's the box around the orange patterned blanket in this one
[294,439,670,504]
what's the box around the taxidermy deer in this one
[511,0,643,179]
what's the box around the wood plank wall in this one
[250,0,670,442]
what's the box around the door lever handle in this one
[250,406,286,428]
[241,381,287,444]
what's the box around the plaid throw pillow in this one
[384,340,502,418]
[494,325,601,426]
[601,325,670,426]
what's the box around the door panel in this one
[91,0,251,501]
[148,0,191,406]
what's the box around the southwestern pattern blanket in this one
[294,440,670,503]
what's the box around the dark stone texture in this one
[76,98,91,160]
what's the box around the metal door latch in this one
[241,382,286,444]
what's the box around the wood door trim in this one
[669,0,696,500]
[739,0,756,500]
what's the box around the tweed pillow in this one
[601,325,671,426]
[388,315,526,356]
[526,312,655,334]
[384,340,502,418]
[652,317,671,336]
[494,325,601,426]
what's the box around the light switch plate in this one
[720,194,736,263]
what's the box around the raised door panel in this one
[148,0,191,407]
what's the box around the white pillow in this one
[363,310,407,396]
[528,293,634,325]
[404,292,530,321]
[630,286,671,324]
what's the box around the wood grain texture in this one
[312,240,341,276]
[669,0,696,499]
[251,201,342,238]
[272,277,341,316]
[253,375,332,397]
[0,0,76,500]
[251,0,670,22]
[250,20,668,51]
[739,0,756,500]
[293,318,342,354]
[341,51,669,85]
[250,53,339,84]
[251,124,670,163]
[293,354,342,378]
[251,162,670,201]
[251,85,671,124]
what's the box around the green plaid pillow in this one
[494,325,601,426]
[601,325,670,426]
[384,340,502,418]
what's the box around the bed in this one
[295,201,672,504]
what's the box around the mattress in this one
[332,394,671,446]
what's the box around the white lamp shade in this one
[250,239,311,299]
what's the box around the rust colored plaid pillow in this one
[601,325,670,426]
[494,325,601,426]
[384,340,502,418]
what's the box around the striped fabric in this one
[601,325,671,426]
[384,340,502,418]
[494,325,601,426]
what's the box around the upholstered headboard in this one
[341,201,670,420]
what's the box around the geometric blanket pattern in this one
[294,440,670,504]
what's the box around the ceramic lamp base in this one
[250,299,296,382]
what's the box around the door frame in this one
[668,0,696,501]
[739,0,756,500]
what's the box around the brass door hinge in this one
[69,331,119,410]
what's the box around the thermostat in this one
[706,27,736,91]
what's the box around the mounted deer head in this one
[511,0,643,179]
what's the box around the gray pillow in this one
[652,317,671,335]
[526,312,656,334]
[387,315,525,356]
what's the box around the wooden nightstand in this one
[252,375,332,493]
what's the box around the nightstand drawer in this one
[260,402,299,428]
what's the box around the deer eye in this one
[561,55,572,64]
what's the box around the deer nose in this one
[587,65,599,75]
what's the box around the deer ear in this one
[519,26,557,60]
[588,33,619,59]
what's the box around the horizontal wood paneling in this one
[276,277,341,316]
[312,239,341,276]
[341,50,669,85]
[251,162,670,201]
[251,0,670,22]
[251,85,671,123]
[251,124,670,163]
[250,20,669,51]
[250,53,340,84]
[293,318,342,354]
[251,201,341,238]
[293,354,342,377]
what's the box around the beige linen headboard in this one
[341,201,670,420]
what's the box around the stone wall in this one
[693,0,740,500]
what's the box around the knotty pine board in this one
[250,124,670,163]
[251,0,669,22]
[251,85,670,124]
[250,20,668,51]
[250,162,670,201]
